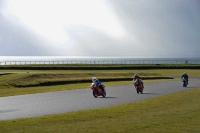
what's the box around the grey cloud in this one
[0,13,52,56]
[107,0,200,57]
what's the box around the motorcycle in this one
[133,78,143,94]
[91,83,106,98]
[182,77,188,87]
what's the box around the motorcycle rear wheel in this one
[136,88,139,94]
[102,92,106,97]
[140,88,143,94]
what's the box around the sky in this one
[0,0,200,58]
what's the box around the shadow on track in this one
[0,109,19,113]
[141,92,159,95]
[98,96,117,99]
[183,87,197,88]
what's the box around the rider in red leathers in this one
[133,73,144,88]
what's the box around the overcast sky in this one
[0,0,200,57]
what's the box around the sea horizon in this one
[0,56,200,65]
[0,56,200,59]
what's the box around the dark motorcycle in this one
[182,77,188,87]
[91,83,106,98]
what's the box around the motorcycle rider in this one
[92,77,106,92]
[181,72,189,84]
[133,73,144,88]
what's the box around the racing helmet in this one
[92,77,97,82]
[134,73,138,78]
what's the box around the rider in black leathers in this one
[181,72,189,83]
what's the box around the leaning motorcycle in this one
[133,78,143,94]
[182,77,188,87]
[91,83,106,98]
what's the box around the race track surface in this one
[0,77,200,121]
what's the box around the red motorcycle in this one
[91,83,106,98]
[133,78,143,94]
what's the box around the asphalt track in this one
[0,76,200,121]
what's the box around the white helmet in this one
[134,73,138,78]
[92,77,97,82]
[184,72,187,75]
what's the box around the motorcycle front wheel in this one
[136,88,139,94]
[183,82,187,87]
[93,90,98,98]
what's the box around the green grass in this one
[0,79,173,97]
[0,87,199,133]
[0,72,162,87]
[1,69,200,75]
[0,70,167,97]
[0,69,199,97]
[0,66,199,132]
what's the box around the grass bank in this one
[0,87,199,133]
[0,79,173,97]
[1,68,200,97]
[0,71,172,97]
[0,72,168,87]
[1,64,200,70]
[1,69,200,76]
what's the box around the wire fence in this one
[0,59,200,65]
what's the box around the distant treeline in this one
[1,64,200,70]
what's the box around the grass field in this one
[0,69,199,97]
[0,87,199,133]
[1,68,200,76]
[0,65,200,132]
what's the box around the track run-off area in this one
[0,76,200,121]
